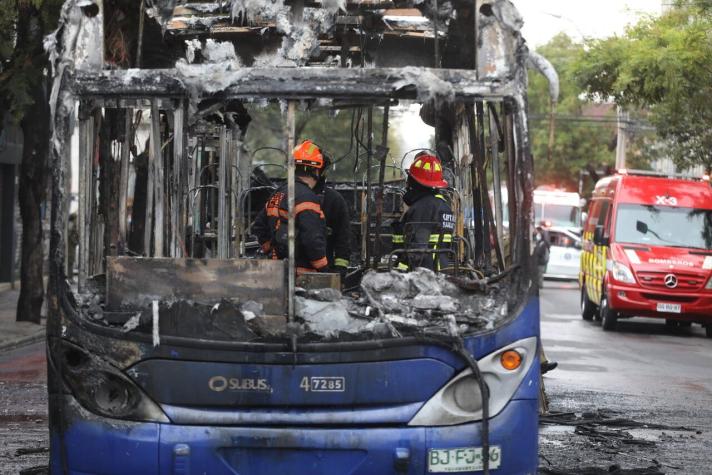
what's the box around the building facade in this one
[0,115,22,283]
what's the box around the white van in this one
[534,187,584,234]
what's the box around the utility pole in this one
[615,107,628,169]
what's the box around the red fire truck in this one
[580,170,712,336]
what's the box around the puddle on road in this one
[540,425,576,435]
[627,429,662,442]
[539,425,574,447]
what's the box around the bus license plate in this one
[428,446,502,473]
[657,303,682,314]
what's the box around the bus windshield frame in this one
[43,1,545,473]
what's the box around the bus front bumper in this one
[50,395,538,475]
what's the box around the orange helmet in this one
[408,154,448,189]
[293,140,325,170]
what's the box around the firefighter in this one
[534,225,550,288]
[313,153,351,277]
[392,153,455,272]
[67,213,79,280]
[253,140,329,274]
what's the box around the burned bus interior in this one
[49,0,537,346]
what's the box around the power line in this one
[529,114,656,130]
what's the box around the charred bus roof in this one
[59,0,530,95]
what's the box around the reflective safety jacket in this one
[392,190,456,272]
[253,181,329,272]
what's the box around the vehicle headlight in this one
[607,261,636,284]
[449,375,483,413]
[50,339,169,423]
[706,276,712,290]
[408,337,537,427]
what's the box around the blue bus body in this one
[45,1,545,473]
[48,298,539,474]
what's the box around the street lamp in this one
[540,11,588,41]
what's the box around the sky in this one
[511,0,665,48]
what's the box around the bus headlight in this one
[607,261,636,284]
[51,339,169,423]
[449,375,483,413]
[408,337,538,427]
[706,276,712,290]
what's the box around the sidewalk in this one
[0,282,46,352]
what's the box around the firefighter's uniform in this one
[392,154,455,272]
[253,140,329,273]
[320,186,351,272]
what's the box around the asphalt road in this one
[539,280,712,474]
[0,341,48,474]
[1,285,711,474]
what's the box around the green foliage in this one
[244,103,427,183]
[0,0,17,65]
[528,34,618,191]
[2,55,44,121]
[0,0,63,124]
[574,5,712,170]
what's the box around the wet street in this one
[1,284,711,474]
[540,280,712,474]
[0,341,49,474]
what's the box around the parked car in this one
[580,170,712,336]
[544,227,582,280]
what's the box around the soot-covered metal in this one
[44,0,551,371]
[41,3,557,474]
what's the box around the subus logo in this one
[208,376,272,393]
[655,196,678,206]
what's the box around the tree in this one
[242,104,407,183]
[574,3,712,171]
[528,34,619,191]
[0,0,63,323]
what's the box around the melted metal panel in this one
[106,257,287,313]
[72,67,517,101]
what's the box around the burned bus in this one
[45,0,552,473]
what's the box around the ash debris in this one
[73,268,510,343]
[294,268,508,341]
[178,1,337,70]
[272,10,328,66]
[176,39,245,99]
[540,466,664,475]
[175,8,336,112]
[295,293,367,339]
[360,269,506,330]
[539,407,704,474]
[230,0,285,22]
[319,0,346,13]
[93,298,284,341]
[394,67,456,103]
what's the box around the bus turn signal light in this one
[500,350,522,371]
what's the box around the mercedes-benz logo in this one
[664,274,678,289]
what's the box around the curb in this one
[0,279,47,352]
[0,281,19,293]
[0,329,45,353]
